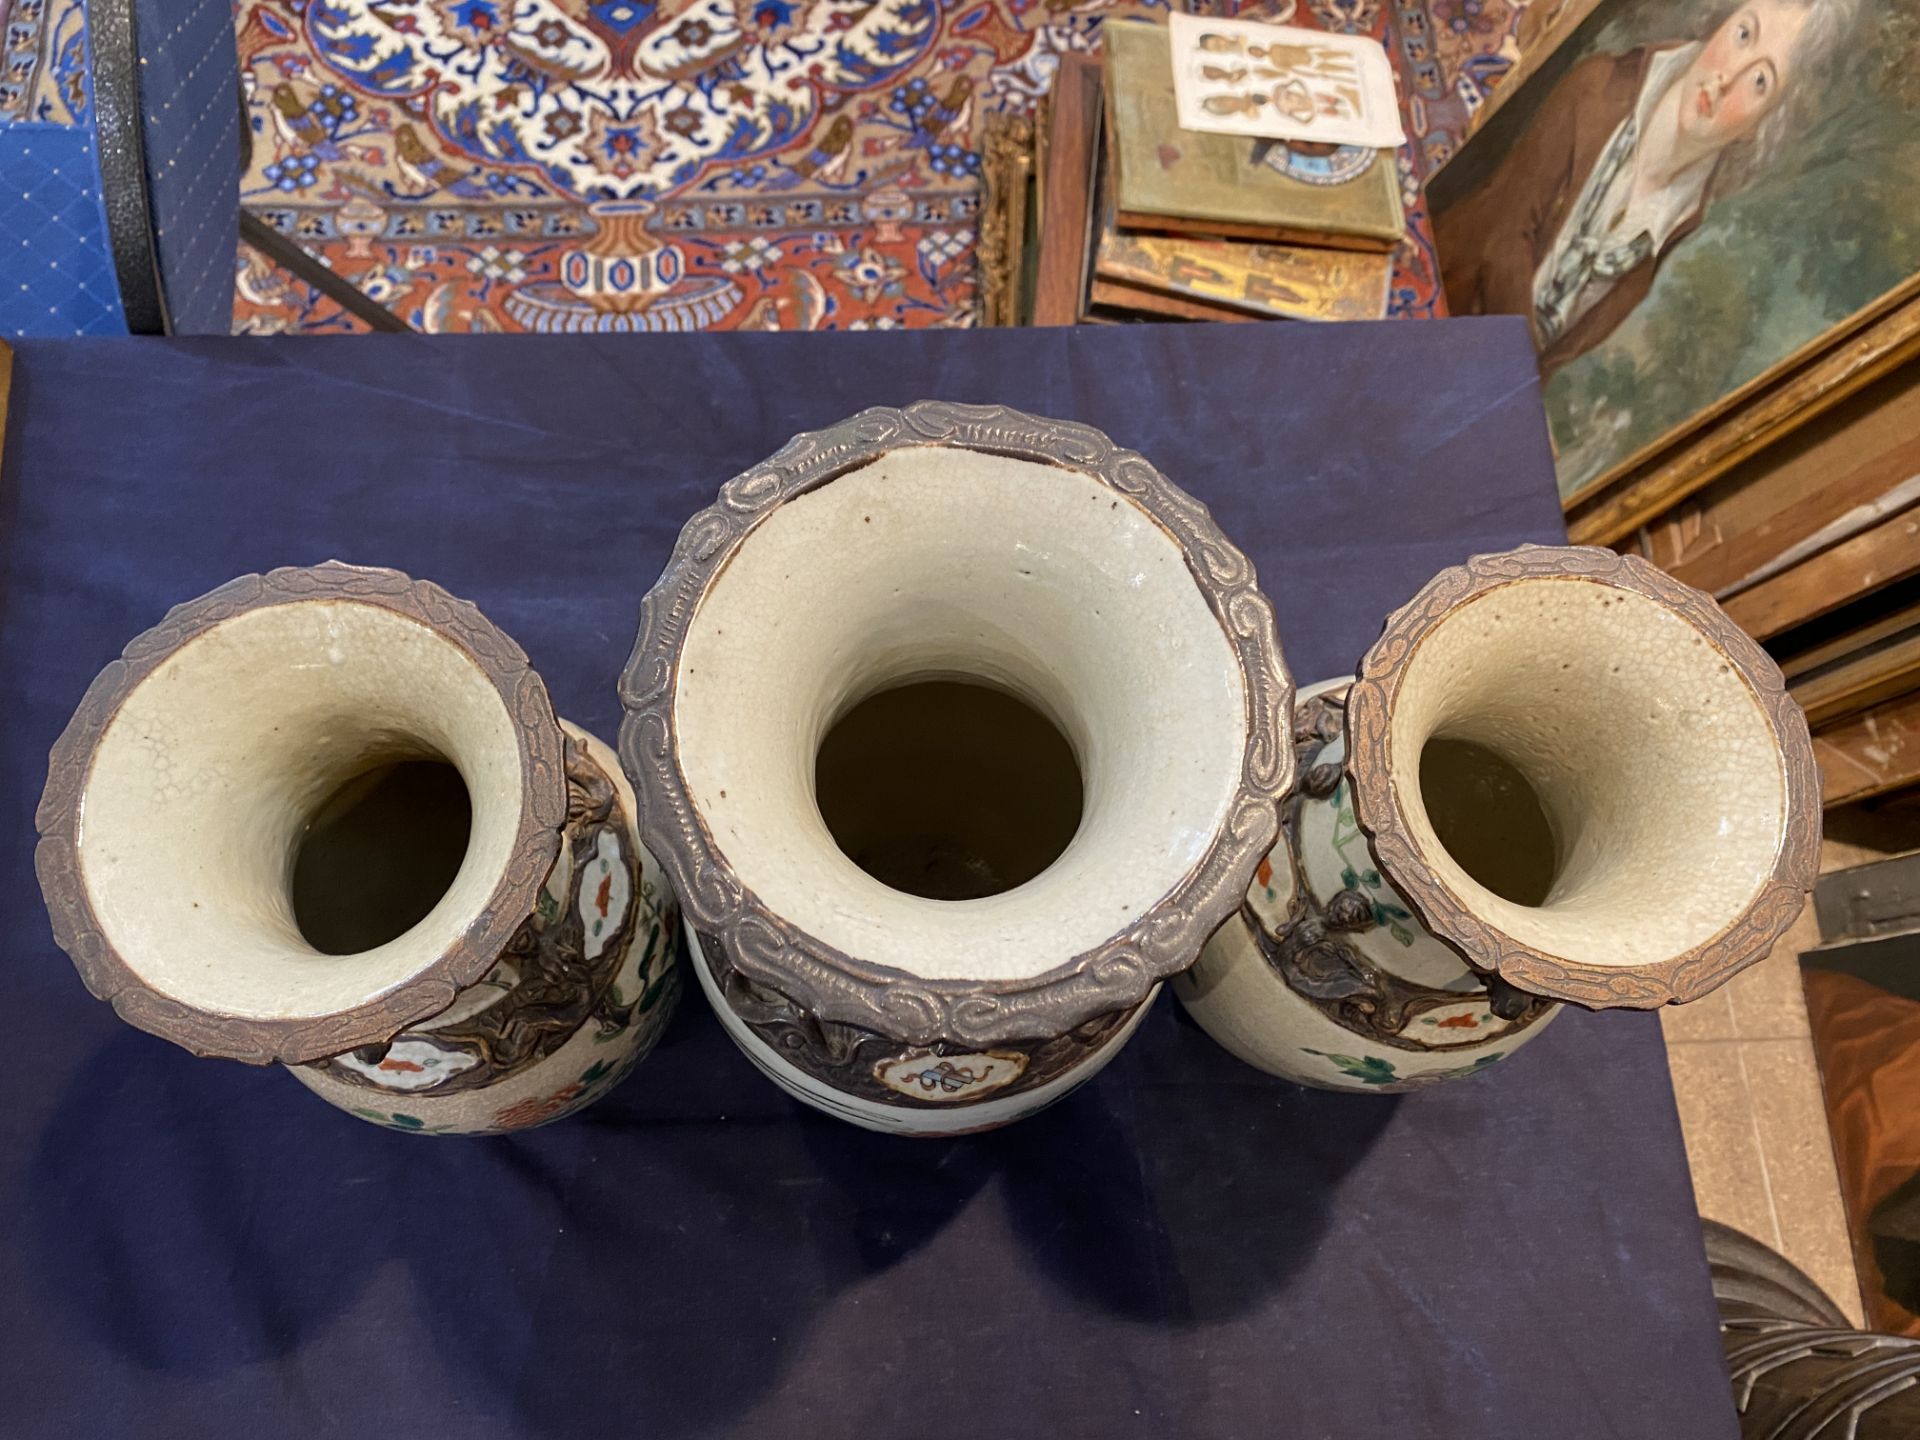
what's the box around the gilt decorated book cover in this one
[1103,21,1406,252]
[1094,195,1392,321]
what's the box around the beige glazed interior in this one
[673,445,1251,982]
[78,600,527,1021]
[1383,576,1787,971]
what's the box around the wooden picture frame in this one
[1031,52,1103,327]
[1567,279,1920,543]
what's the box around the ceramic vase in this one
[1176,545,1820,1092]
[35,562,680,1134]
[619,401,1296,1134]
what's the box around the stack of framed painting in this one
[1014,48,1397,325]
[1430,0,1920,809]
[1643,362,1920,808]
[989,15,1430,326]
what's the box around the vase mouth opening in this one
[670,442,1254,989]
[65,591,548,1044]
[1374,573,1789,977]
[814,675,1085,902]
[292,756,475,954]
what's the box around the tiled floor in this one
[1662,814,1918,1328]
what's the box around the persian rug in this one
[232,0,1481,332]
[1388,0,1525,177]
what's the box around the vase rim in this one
[34,561,569,1063]
[618,400,1296,1048]
[1343,543,1820,1010]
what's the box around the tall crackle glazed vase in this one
[618,402,1296,1135]
[1176,545,1820,1093]
[34,562,680,1134]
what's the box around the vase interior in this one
[291,758,474,955]
[673,444,1250,985]
[814,677,1084,902]
[1382,574,1787,971]
[78,599,530,1022]
[1416,736,1558,908]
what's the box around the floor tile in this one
[1660,985,1736,1043]
[1724,906,1818,1042]
[1742,1037,1866,1325]
[1665,1040,1778,1249]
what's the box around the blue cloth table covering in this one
[0,322,1736,1439]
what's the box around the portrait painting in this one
[1428,0,1920,505]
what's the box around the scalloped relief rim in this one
[1342,544,1820,1012]
[616,400,1298,1048]
[32,560,569,1064]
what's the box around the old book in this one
[1094,183,1390,321]
[1095,229,1392,320]
[1088,277,1258,322]
[1103,20,1404,251]
[1087,89,1390,323]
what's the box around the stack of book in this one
[1023,21,1402,326]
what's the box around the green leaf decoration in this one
[579,1059,615,1086]
[592,1018,624,1045]
[1389,921,1415,948]
[389,1113,425,1130]
[1303,1049,1399,1085]
[1361,869,1380,887]
[639,971,673,1013]
[1423,1053,1507,1085]
[1341,866,1358,890]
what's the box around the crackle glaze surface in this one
[1380,579,1784,970]
[1178,680,1557,1094]
[1180,545,1819,1093]
[37,563,678,1132]
[1344,547,1819,1009]
[76,597,531,1026]
[37,563,571,1061]
[673,443,1249,987]
[620,402,1294,1130]
[294,727,681,1134]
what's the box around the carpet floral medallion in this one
[232,0,1473,332]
